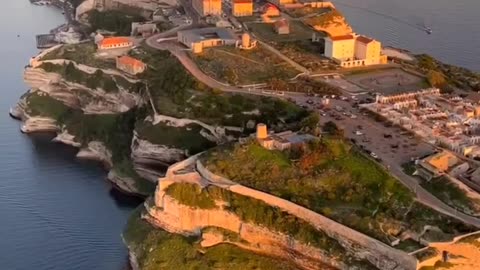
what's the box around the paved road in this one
[145,29,480,228]
[298,96,480,227]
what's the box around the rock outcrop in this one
[143,156,418,270]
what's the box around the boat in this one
[425,27,432,34]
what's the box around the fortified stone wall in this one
[149,156,418,269]
[147,187,345,270]
[195,160,416,269]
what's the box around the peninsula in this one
[14,0,480,269]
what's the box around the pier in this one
[36,34,58,49]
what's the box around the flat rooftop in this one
[179,27,237,43]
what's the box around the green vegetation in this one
[25,92,153,194]
[40,62,124,92]
[164,182,376,268]
[135,121,216,155]
[123,207,299,270]
[395,239,425,253]
[421,176,480,216]
[192,45,298,85]
[131,46,308,129]
[246,21,314,42]
[284,6,331,18]
[41,42,115,69]
[267,76,340,94]
[415,247,438,262]
[402,161,417,176]
[204,139,475,243]
[304,9,347,28]
[88,10,145,35]
[399,54,480,91]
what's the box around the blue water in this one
[0,1,139,270]
[333,0,480,71]
[0,1,478,270]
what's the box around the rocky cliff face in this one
[145,194,344,270]
[24,67,142,114]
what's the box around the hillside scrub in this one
[135,121,216,155]
[164,182,376,268]
[123,207,299,270]
[39,62,121,92]
[88,10,145,35]
[41,43,116,69]
[204,139,475,243]
[25,92,154,194]
[131,46,309,129]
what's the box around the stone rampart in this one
[194,159,417,270]
[147,193,344,270]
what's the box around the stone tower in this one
[256,123,268,140]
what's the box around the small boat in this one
[425,27,432,34]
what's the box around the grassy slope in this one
[204,139,475,243]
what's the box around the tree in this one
[427,70,447,88]
[301,113,320,131]
[323,121,343,137]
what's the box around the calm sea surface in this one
[0,0,478,270]
[333,0,480,71]
[0,1,140,270]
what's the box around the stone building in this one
[177,27,237,53]
[97,37,133,50]
[131,22,158,38]
[192,0,222,16]
[116,56,146,75]
[232,0,253,17]
[256,124,316,151]
[324,34,388,68]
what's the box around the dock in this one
[36,34,58,49]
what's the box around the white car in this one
[370,152,378,159]
[355,131,363,136]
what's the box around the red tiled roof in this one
[100,37,132,47]
[117,56,145,68]
[330,34,354,41]
[356,35,374,44]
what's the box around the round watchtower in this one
[242,33,251,48]
[256,123,268,140]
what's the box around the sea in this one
[0,0,478,270]
[332,0,480,72]
[0,1,140,270]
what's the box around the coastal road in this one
[300,96,480,227]
[145,30,480,227]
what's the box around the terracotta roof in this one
[100,37,132,47]
[356,35,374,44]
[233,0,252,3]
[117,56,145,68]
[264,3,279,11]
[329,34,354,41]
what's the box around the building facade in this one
[232,0,253,17]
[177,27,237,53]
[324,35,355,60]
[97,37,133,50]
[324,34,387,68]
[193,0,222,16]
[116,56,146,75]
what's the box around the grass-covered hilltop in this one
[203,138,474,247]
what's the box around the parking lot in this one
[346,68,426,95]
[293,94,435,166]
